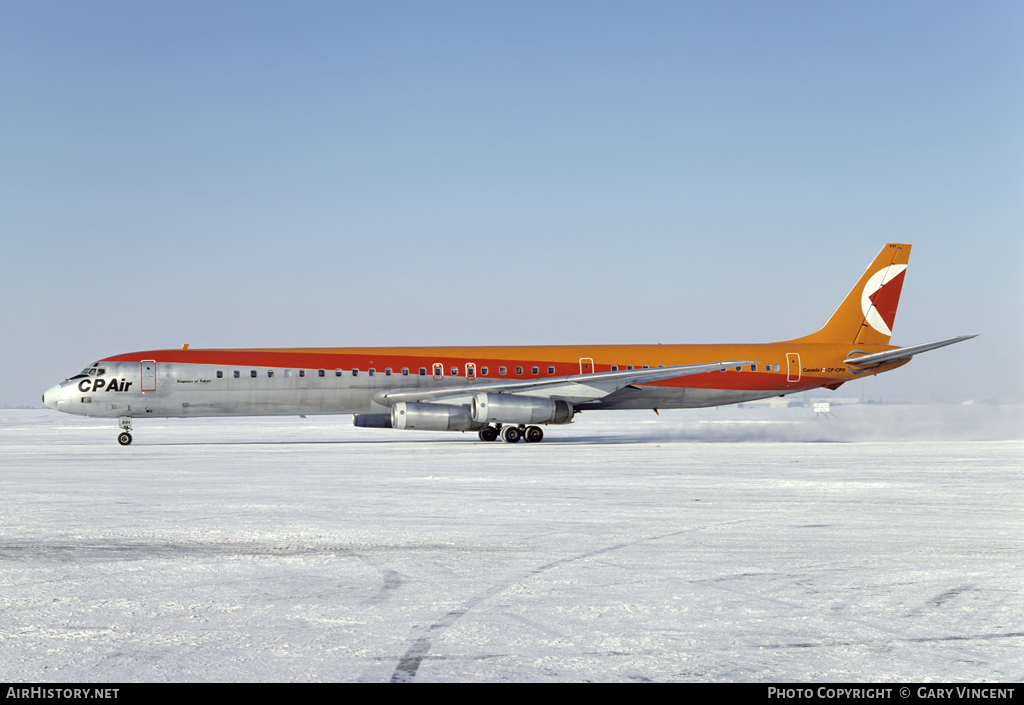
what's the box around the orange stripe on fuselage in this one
[101,343,908,392]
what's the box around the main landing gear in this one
[117,416,133,446]
[477,424,544,444]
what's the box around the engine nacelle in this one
[391,402,483,432]
[471,393,573,425]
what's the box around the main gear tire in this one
[499,425,522,443]
[524,426,544,443]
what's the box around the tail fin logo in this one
[861,264,907,337]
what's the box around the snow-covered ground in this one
[1,406,1021,682]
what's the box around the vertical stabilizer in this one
[793,243,911,345]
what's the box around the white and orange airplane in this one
[43,244,974,445]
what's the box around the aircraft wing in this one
[372,360,757,406]
[844,335,977,367]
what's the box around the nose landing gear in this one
[117,416,133,446]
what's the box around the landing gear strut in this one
[117,416,133,446]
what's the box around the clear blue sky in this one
[2,1,1021,405]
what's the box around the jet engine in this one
[471,393,573,425]
[391,402,483,432]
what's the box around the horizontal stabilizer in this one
[844,335,977,367]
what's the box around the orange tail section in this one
[793,243,911,345]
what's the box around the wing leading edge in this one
[372,360,758,406]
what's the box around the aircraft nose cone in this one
[43,384,62,410]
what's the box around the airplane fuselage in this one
[44,342,907,420]
[41,243,973,445]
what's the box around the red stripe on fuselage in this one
[100,349,825,393]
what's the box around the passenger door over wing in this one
[579,358,594,375]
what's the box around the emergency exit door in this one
[786,353,801,382]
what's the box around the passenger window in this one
[499,366,507,375]
[284,370,292,377]
[335,369,342,376]
[299,369,305,377]
[751,364,757,372]
[402,368,409,376]
[481,367,489,376]
[251,370,257,378]
[611,365,618,371]
[627,365,634,370]
[734,366,741,372]
[451,366,458,376]
[217,370,223,378]
[531,366,539,375]
[233,371,240,378]
[318,369,325,377]
[385,368,392,376]
[774,363,780,372]
[352,369,359,376]
[547,366,555,374]
[642,365,650,369]
[419,368,426,376]
[268,370,275,377]
[515,366,523,375]
[369,368,375,376]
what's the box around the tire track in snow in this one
[388,525,734,682]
